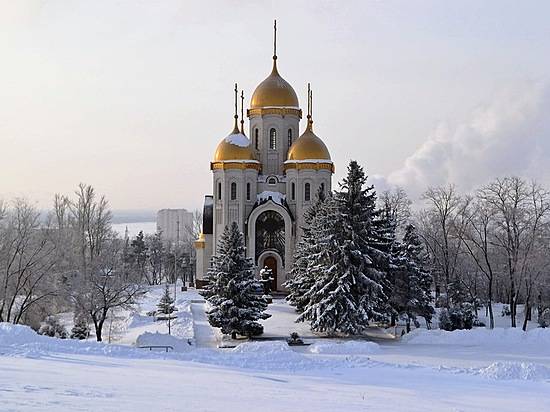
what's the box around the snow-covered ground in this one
[1,290,550,411]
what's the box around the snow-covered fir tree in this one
[390,224,434,332]
[200,222,270,338]
[285,186,327,312]
[296,160,391,335]
[70,313,91,340]
[157,283,176,315]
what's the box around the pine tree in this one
[285,186,326,312]
[297,161,391,335]
[200,222,270,338]
[390,224,434,332]
[70,313,91,340]
[157,283,175,315]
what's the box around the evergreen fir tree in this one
[297,161,391,335]
[200,222,270,338]
[285,186,326,312]
[157,283,176,315]
[70,313,91,340]
[390,224,434,332]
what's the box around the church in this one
[194,23,334,291]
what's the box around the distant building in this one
[156,209,193,244]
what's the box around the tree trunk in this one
[510,280,516,327]
[488,277,494,329]
[522,303,530,332]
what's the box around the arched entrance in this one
[263,255,278,291]
[247,200,294,291]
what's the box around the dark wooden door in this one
[264,256,278,291]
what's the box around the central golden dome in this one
[250,59,299,109]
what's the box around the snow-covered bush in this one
[501,305,511,317]
[438,305,475,331]
[539,309,550,328]
[70,314,90,340]
[38,316,68,339]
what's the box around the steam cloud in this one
[375,82,550,201]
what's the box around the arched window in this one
[246,183,251,201]
[287,129,292,147]
[255,129,259,150]
[230,182,237,200]
[267,176,277,185]
[291,182,296,201]
[217,182,222,200]
[269,128,277,150]
[304,183,311,202]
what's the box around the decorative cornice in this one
[284,161,335,173]
[247,107,302,119]
[194,240,205,249]
[211,161,262,171]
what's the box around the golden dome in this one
[287,123,331,161]
[250,59,299,109]
[214,123,255,162]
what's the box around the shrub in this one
[38,316,68,339]
[539,309,550,328]
[70,314,90,340]
[439,304,475,331]
[501,305,511,317]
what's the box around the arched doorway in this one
[263,256,278,291]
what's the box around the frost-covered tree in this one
[297,161,391,335]
[39,315,68,339]
[70,313,91,340]
[157,283,175,315]
[285,186,326,312]
[200,222,270,338]
[390,224,434,332]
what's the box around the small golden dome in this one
[287,123,331,161]
[250,59,299,109]
[214,124,255,162]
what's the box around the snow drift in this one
[309,340,380,355]
[136,331,193,353]
[403,327,550,352]
[478,362,550,381]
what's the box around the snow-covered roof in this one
[257,191,286,205]
[225,133,250,147]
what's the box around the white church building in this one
[194,25,334,291]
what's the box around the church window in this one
[269,128,277,150]
[217,182,222,200]
[230,182,237,200]
[255,129,259,150]
[304,183,311,202]
[291,182,295,201]
[246,183,251,201]
[267,176,277,185]
[287,129,292,147]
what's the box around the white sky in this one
[1,0,550,210]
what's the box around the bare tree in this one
[0,199,57,324]
[419,185,466,306]
[380,187,412,234]
[457,195,499,328]
[478,177,550,327]
[63,183,144,341]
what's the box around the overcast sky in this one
[2,0,550,211]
